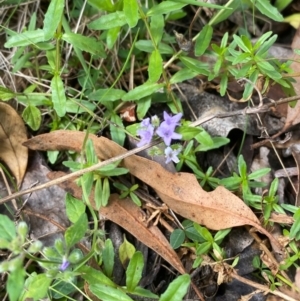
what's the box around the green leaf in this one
[7,268,25,301]
[43,0,64,40]
[148,50,163,82]
[51,74,66,117]
[0,86,16,101]
[132,286,158,298]
[170,68,199,84]
[195,130,213,147]
[62,33,106,57]
[195,24,213,56]
[147,1,186,16]
[233,35,251,53]
[110,113,126,146]
[22,273,52,301]
[103,239,115,278]
[137,95,151,120]
[64,213,88,249]
[22,105,41,131]
[87,0,115,12]
[78,266,117,287]
[150,14,164,45]
[209,0,240,26]
[119,236,136,267]
[101,177,110,207]
[172,0,229,9]
[0,214,16,241]
[135,40,174,54]
[89,88,126,102]
[122,82,164,101]
[5,29,45,47]
[124,0,139,28]
[89,283,133,301]
[126,251,144,292]
[170,229,185,249]
[65,194,86,223]
[255,34,277,57]
[252,0,283,22]
[220,73,228,96]
[290,209,300,239]
[179,56,209,76]
[159,274,190,301]
[88,12,127,30]
[106,27,121,49]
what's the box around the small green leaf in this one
[51,74,66,117]
[7,268,25,301]
[65,194,86,223]
[170,68,199,84]
[89,283,133,301]
[252,0,283,22]
[89,88,126,102]
[62,33,106,57]
[195,24,213,56]
[22,105,41,131]
[0,214,16,241]
[233,35,251,53]
[119,236,136,267]
[87,0,115,12]
[101,177,110,207]
[137,96,151,120]
[147,1,186,16]
[290,208,300,239]
[43,0,64,40]
[78,266,117,287]
[124,0,139,28]
[159,274,190,301]
[106,27,121,49]
[179,56,209,76]
[172,0,228,9]
[122,82,164,101]
[110,113,126,146]
[0,86,16,101]
[126,251,144,292]
[148,50,163,82]
[5,29,45,47]
[22,273,52,301]
[64,213,88,249]
[103,239,115,278]
[150,14,164,45]
[135,40,174,54]
[170,229,185,249]
[88,12,127,30]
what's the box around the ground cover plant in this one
[1,0,300,300]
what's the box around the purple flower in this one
[59,257,70,271]
[156,123,182,146]
[162,111,182,128]
[137,122,154,147]
[165,147,181,164]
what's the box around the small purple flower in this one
[165,147,181,164]
[162,111,182,128]
[59,257,70,271]
[137,122,154,147]
[156,123,182,146]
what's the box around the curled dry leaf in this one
[23,130,281,250]
[0,102,28,185]
[47,171,186,275]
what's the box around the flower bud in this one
[27,240,43,253]
[68,249,83,264]
[17,222,28,241]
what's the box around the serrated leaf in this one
[62,33,106,57]
[0,86,16,101]
[64,213,88,249]
[88,11,127,30]
[22,105,41,131]
[124,0,139,28]
[89,283,133,301]
[122,82,164,101]
[65,194,86,223]
[4,29,45,47]
[195,24,213,56]
[126,251,144,292]
[43,0,64,40]
[148,50,163,82]
[159,274,190,301]
[51,74,66,117]
[252,0,283,22]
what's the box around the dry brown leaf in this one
[0,102,28,185]
[23,130,281,250]
[47,171,186,275]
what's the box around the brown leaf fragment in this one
[47,171,186,275]
[0,102,28,185]
[24,130,281,250]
